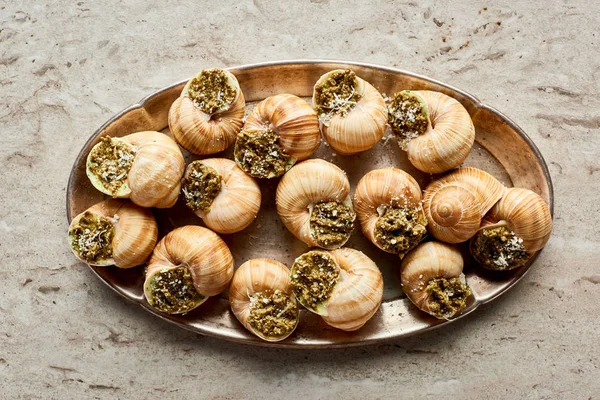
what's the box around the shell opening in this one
[87,137,135,194]
[291,251,340,313]
[247,289,298,339]
[182,161,222,212]
[69,211,115,263]
[309,201,355,249]
[234,129,291,179]
[313,70,362,122]
[387,91,429,151]
[374,206,427,255]
[470,226,531,271]
[185,69,236,115]
[147,266,205,314]
[425,277,472,319]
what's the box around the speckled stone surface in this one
[1,1,599,398]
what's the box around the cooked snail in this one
[354,168,427,257]
[401,241,472,319]
[387,90,475,173]
[143,225,233,314]
[312,69,388,155]
[182,158,261,234]
[423,167,505,243]
[68,199,158,268]
[290,247,383,331]
[169,69,245,155]
[470,187,552,271]
[276,159,355,249]
[86,131,185,208]
[234,94,320,179]
[229,258,299,342]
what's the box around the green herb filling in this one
[291,251,340,311]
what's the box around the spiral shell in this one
[353,168,427,257]
[243,94,321,162]
[229,259,299,342]
[276,159,355,249]
[401,241,472,319]
[143,226,234,314]
[68,199,158,268]
[168,69,245,155]
[388,90,475,174]
[290,248,383,331]
[86,131,185,208]
[423,167,505,243]
[182,158,261,234]
[312,69,388,155]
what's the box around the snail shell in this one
[290,248,383,331]
[86,131,185,208]
[168,69,245,155]
[470,187,553,270]
[276,159,355,249]
[143,225,234,315]
[182,158,261,234]
[401,241,472,319]
[229,259,299,342]
[353,168,427,257]
[388,90,475,174]
[312,69,388,155]
[423,167,505,243]
[68,199,158,268]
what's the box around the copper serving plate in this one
[66,60,553,348]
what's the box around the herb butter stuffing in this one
[182,162,222,212]
[425,277,472,319]
[247,290,298,338]
[186,69,236,114]
[70,211,115,263]
[471,226,530,270]
[148,266,205,314]
[313,70,362,122]
[310,201,355,248]
[291,252,340,311]
[388,91,429,150]
[234,129,290,178]
[374,206,427,255]
[88,137,135,193]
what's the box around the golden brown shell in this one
[353,167,426,256]
[68,199,158,268]
[400,91,475,174]
[168,70,245,155]
[423,167,505,243]
[275,159,354,249]
[313,70,388,155]
[229,258,299,342]
[184,158,262,234]
[243,94,321,161]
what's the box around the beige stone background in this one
[1,0,599,398]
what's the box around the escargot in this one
[68,199,158,268]
[276,159,355,249]
[234,94,321,179]
[181,158,261,234]
[401,241,472,319]
[290,247,383,331]
[470,187,552,271]
[387,90,475,174]
[312,69,388,155]
[143,225,234,315]
[169,68,245,155]
[354,168,427,258]
[229,258,299,342]
[86,131,185,208]
[423,167,505,243]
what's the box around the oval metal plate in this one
[66,60,553,348]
